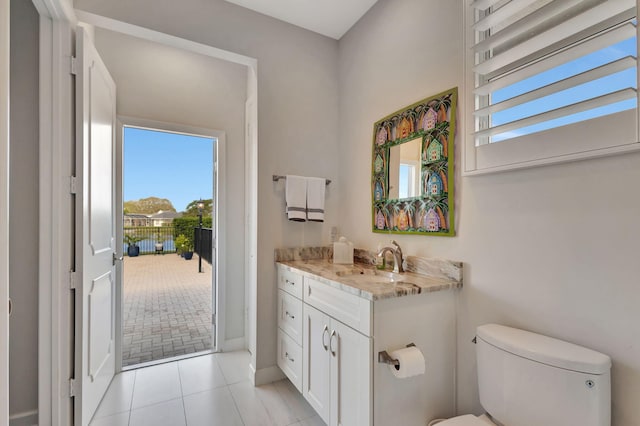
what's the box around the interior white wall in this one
[338,1,640,425]
[9,0,39,419]
[75,0,341,373]
[93,27,248,343]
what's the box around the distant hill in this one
[124,197,176,215]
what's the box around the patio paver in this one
[123,253,212,367]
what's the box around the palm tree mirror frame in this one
[371,87,457,236]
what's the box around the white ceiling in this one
[224,0,379,39]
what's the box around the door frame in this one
[116,116,226,371]
[0,0,10,423]
[36,3,258,424]
[34,1,76,425]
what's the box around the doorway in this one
[37,9,256,425]
[120,124,219,369]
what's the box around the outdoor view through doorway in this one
[122,126,215,368]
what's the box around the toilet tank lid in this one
[477,324,611,374]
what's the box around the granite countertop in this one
[277,259,462,301]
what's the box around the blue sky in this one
[490,37,637,142]
[124,127,214,212]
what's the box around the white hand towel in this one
[285,175,307,222]
[306,177,326,222]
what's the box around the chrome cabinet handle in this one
[8,298,11,317]
[285,279,295,286]
[285,311,295,320]
[322,325,329,350]
[330,330,337,356]
[285,352,294,363]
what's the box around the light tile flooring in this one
[90,351,325,426]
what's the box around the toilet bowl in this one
[435,414,495,425]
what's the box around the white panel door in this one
[74,27,117,426]
[330,319,372,426]
[302,304,330,424]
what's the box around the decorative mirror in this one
[372,87,457,236]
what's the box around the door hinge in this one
[212,314,216,325]
[69,176,78,194]
[69,378,77,397]
[70,56,78,76]
[69,270,78,290]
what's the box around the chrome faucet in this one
[377,240,404,273]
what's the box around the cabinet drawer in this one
[304,277,372,336]
[278,266,304,299]
[278,289,303,345]
[277,329,302,392]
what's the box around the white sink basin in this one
[335,269,419,285]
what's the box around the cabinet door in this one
[330,319,372,426]
[303,304,331,424]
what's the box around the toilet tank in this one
[476,324,611,426]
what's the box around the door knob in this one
[112,253,123,265]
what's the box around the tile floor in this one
[90,351,325,426]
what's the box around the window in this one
[465,0,640,174]
[398,162,419,199]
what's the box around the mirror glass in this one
[388,137,422,199]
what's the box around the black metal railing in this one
[194,227,213,264]
[124,226,176,255]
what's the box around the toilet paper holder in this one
[378,343,416,367]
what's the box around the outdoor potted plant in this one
[124,233,143,257]
[182,238,194,260]
[175,234,188,257]
[155,233,165,254]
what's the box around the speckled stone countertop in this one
[275,247,463,301]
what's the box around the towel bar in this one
[378,343,416,367]
[273,175,331,185]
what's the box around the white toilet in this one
[437,324,612,426]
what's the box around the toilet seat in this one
[436,414,497,426]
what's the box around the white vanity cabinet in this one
[277,266,372,426]
[276,262,457,426]
[302,303,371,426]
[303,276,372,425]
[277,268,305,391]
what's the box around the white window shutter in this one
[470,0,638,147]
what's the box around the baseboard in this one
[221,337,246,352]
[9,410,38,426]
[249,362,257,385]
[251,364,285,386]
